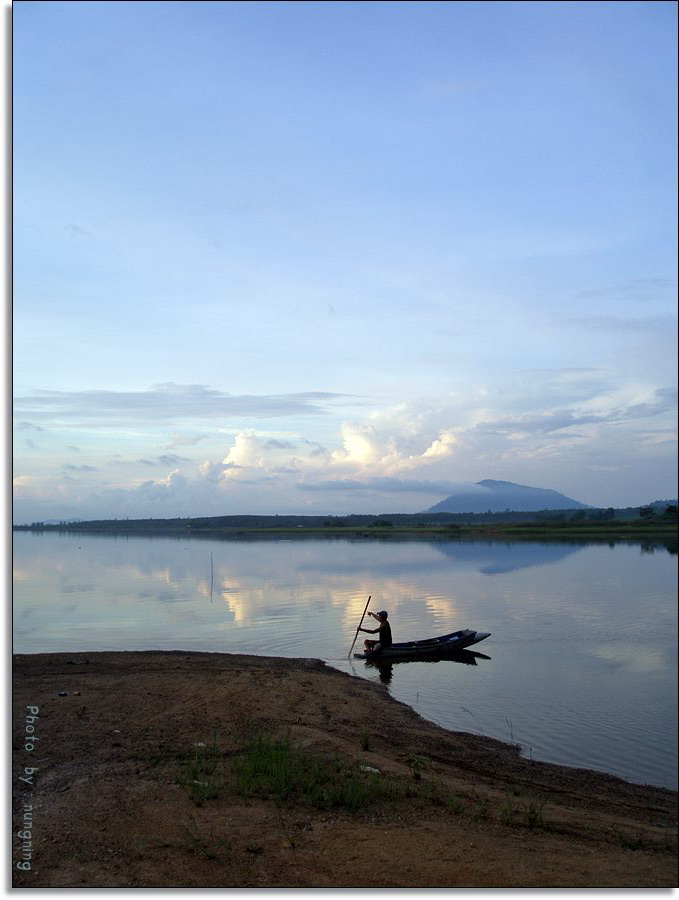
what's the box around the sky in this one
[11,0,678,523]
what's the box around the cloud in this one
[167,432,209,448]
[623,388,677,420]
[223,433,277,470]
[563,313,677,334]
[298,477,474,495]
[12,375,677,523]
[64,223,96,239]
[158,453,190,465]
[63,464,98,473]
[136,454,191,467]
[216,433,311,484]
[198,460,238,483]
[331,423,383,468]
[264,439,296,450]
[12,383,353,424]
[473,388,677,438]
[13,474,70,503]
[328,421,458,476]
[575,278,676,303]
[422,432,458,459]
[137,469,188,498]
[200,383,677,497]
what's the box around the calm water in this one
[12,531,677,790]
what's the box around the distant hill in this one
[426,479,590,514]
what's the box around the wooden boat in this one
[353,628,490,661]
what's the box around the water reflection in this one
[12,531,677,789]
[432,540,582,574]
[592,643,668,673]
[362,649,492,685]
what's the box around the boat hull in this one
[353,629,490,661]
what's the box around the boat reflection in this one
[361,649,492,684]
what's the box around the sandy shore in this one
[12,651,678,888]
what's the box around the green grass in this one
[177,732,559,832]
[182,814,231,859]
[499,790,545,829]
[406,753,430,781]
[618,822,677,853]
[618,833,647,851]
[233,733,407,811]
[174,731,469,814]
[523,795,545,828]
[176,735,224,806]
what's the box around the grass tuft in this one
[233,733,404,811]
[618,833,647,851]
[523,795,545,828]
[177,734,223,806]
[182,814,231,859]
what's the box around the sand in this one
[11,651,678,888]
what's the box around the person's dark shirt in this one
[379,620,392,648]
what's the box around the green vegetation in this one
[13,502,678,550]
[499,790,545,829]
[616,821,678,853]
[406,753,430,781]
[174,731,553,832]
[524,795,546,828]
[182,814,231,860]
[165,730,573,841]
[174,732,467,815]
[177,735,224,806]
[232,733,405,811]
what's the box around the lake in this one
[12,530,677,790]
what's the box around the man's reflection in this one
[376,661,393,684]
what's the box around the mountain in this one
[426,479,590,514]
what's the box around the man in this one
[360,610,392,655]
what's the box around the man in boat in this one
[360,610,392,655]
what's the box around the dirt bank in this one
[12,651,678,888]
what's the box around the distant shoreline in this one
[12,508,678,548]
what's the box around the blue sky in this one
[12,0,678,522]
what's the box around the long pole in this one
[348,595,371,658]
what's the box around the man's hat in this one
[377,610,388,618]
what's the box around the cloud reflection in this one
[593,644,667,674]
